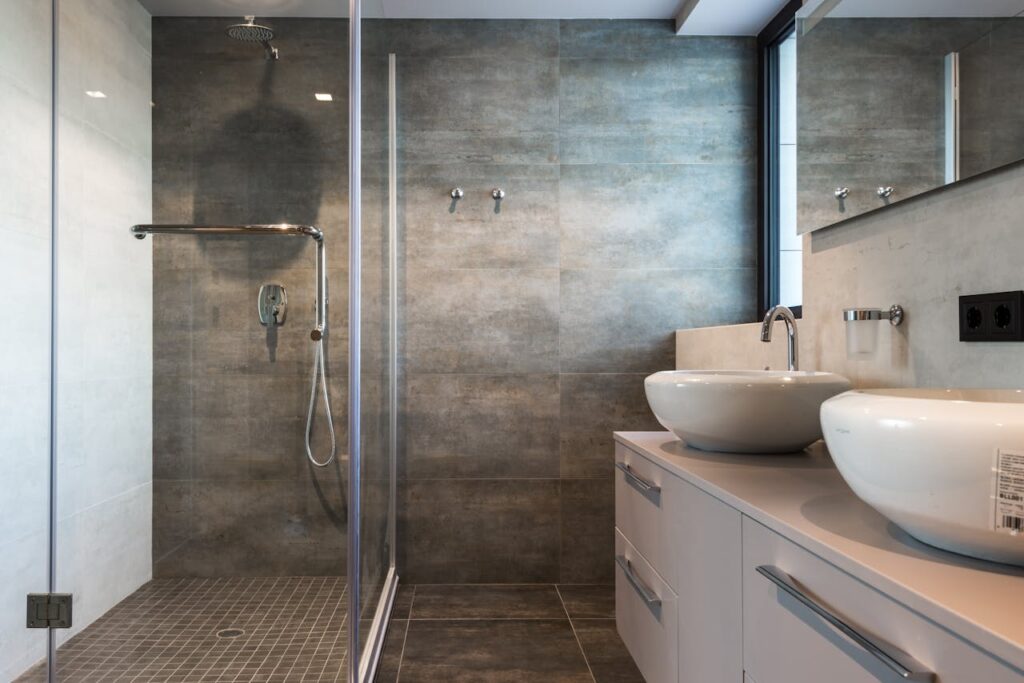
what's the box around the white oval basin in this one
[821,389,1024,566]
[645,370,852,454]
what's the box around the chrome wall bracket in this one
[843,304,904,327]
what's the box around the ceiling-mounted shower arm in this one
[130,223,326,338]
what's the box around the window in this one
[758,1,802,318]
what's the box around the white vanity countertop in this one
[615,431,1024,671]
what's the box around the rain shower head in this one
[227,16,279,60]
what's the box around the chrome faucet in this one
[761,305,799,371]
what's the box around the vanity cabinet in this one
[614,443,742,683]
[614,436,1024,683]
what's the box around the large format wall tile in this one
[559,374,661,478]
[560,163,756,269]
[403,267,560,374]
[560,478,615,584]
[152,18,351,577]
[404,373,560,479]
[559,25,754,165]
[401,163,560,269]
[560,268,755,374]
[399,479,560,583]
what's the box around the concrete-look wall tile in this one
[560,478,614,584]
[401,164,560,269]
[559,25,754,165]
[404,373,560,478]
[156,479,346,578]
[560,374,661,478]
[560,268,755,374]
[404,268,560,373]
[560,163,755,269]
[153,479,193,563]
[399,479,560,583]
[366,20,559,60]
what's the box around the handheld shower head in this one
[226,16,279,60]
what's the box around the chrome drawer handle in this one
[616,555,662,609]
[756,566,935,682]
[615,462,661,494]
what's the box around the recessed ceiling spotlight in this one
[314,93,333,102]
[85,90,107,99]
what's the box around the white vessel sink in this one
[644,370,851,454]
[821,389,1024,566]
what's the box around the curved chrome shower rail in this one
[131,223,322,240]
[131,222,335,467]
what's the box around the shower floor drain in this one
[216,628,245,639]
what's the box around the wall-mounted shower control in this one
[450,187,464,199]
[258,283,287,326]
[492,188,506,200]
[959,291,1024,341]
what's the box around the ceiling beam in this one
[674,0,701,34]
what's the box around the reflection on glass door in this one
[0,0,52,680]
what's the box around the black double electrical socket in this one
[959,291,1024,341]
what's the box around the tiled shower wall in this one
[377,21,757,583]
[150,18,756,583]
[151,18,350,577]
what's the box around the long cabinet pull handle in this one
[615,462,661,494]
[616,555,662,609]
[756,565,935,682]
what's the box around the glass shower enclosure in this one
[0,1,396,681]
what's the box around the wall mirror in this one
[797,0,1024,233]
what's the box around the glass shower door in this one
[0,0,53,680]
[353,4,399,677]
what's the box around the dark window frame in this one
[757,0,803,319]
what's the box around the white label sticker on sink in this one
[994,450,1024,534]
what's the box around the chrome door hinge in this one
[27,593,72,629]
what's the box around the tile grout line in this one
[555,585,598,683]
[393,585,416,683]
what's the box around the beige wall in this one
[679,161,1024,392]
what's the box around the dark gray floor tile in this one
[391,584,415,620]
[398,619,592,682]
[399,479,560,584]
[15,577,347,683]
[557,585,615,619]
[573,620,645,683]
[411,585,565,620]
[374,619,408,683]
[404,373,560,479]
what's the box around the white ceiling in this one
[678,0,788,35]
[139,0,791,34]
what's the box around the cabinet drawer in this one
[615,442,681,587]
[742,517,1024,683]
[616,528,679,683]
